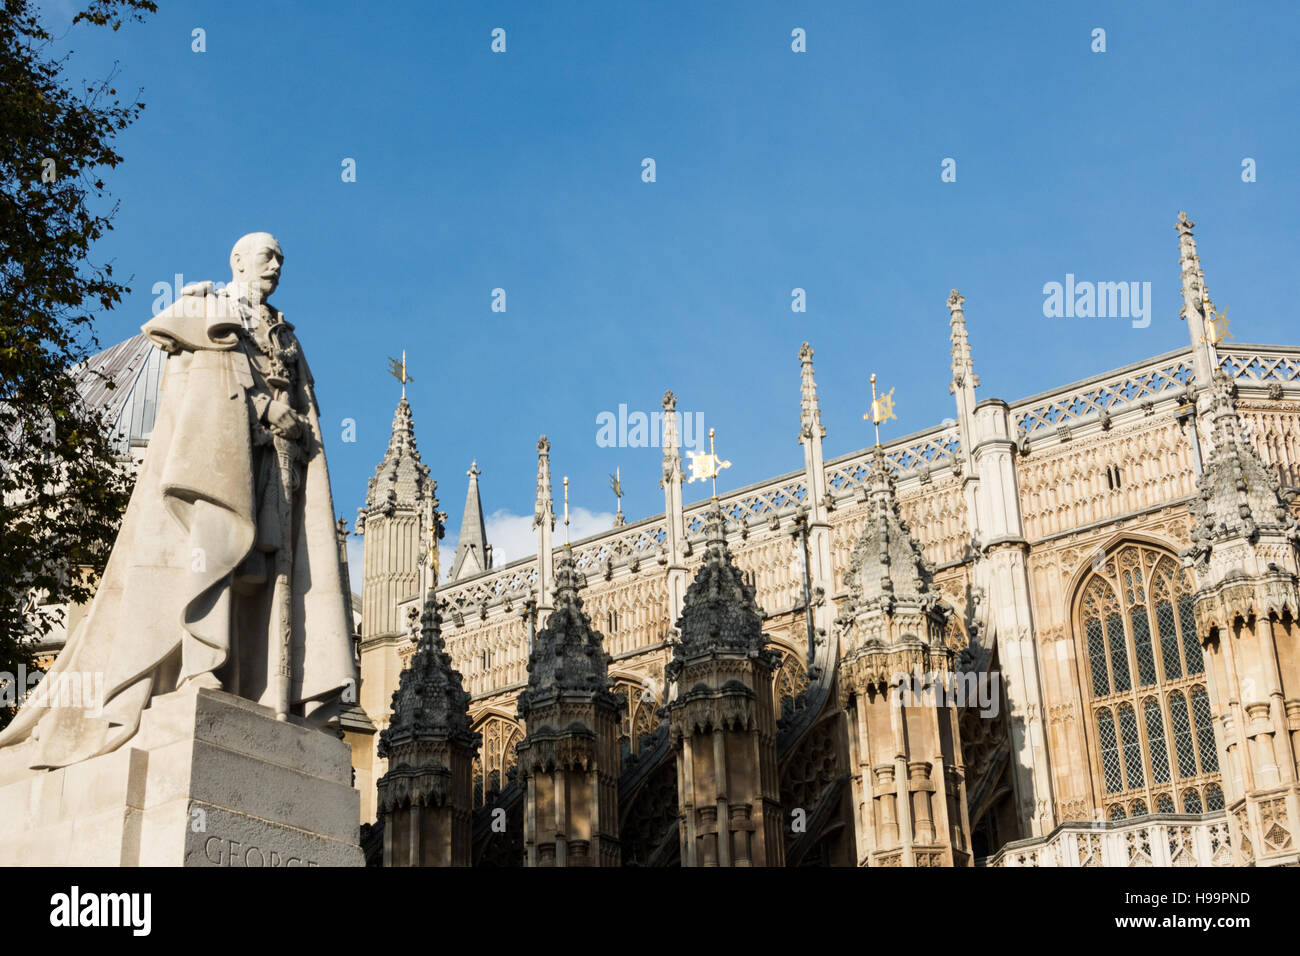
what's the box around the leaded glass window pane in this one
[1097,707,1123,794]
[1107,613,1131,692]
[1130,800,1147,816]
[1205,783,1224,811]
[1108,804,1126,821]
[1155,793,1175,813]
[1169,691,1197,779]
[1183,789,1202,814]
[1086,617,1109,697]
[1191,686,1219,773]
[1132,608,1158,686]
[1144,697,1171,784]
[1155,601,1182,680]
[1178,595,1204,675]
[1119,703,1144,790]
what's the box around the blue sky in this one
[42,0,1300,568]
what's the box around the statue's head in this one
[229,232,283,302]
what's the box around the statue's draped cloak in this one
[0,289,356,775]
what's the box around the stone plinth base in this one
[0,686,362,867]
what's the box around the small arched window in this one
[471,715,523,810]
[1076,544,1223,818]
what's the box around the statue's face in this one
[232,241,283,301]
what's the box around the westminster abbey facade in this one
[349,214,1300,866]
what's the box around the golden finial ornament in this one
[864,373,897,446]
[687,427,732,498]
[1203,306,1234,348]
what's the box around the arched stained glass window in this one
[1077,544,1222,818]
[1144,697,1170,784]
[1183,789,1202,814]
[1118,703,1144,790]
[1107,613,1131,692]
[1191,686,1219,774]
[1154,599,1183,681]
[1086,617,1110,697]
[1097,707,1123,794]
[1169,691,1197,779]
[1205,783,1224,812]
[1177,594,1204,675]
[471,715,523,810]
[1132,608,1158,686]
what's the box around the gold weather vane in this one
[387,350,414,398]
[864,373,897,446]
[1203,306,1234,348]
[687,427,732,498]
[563,476,571,545]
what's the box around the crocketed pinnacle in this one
[672,500,767,661]
[798,343,825,443]
[362,396,432,513]
[1185,373,1300,566]
[378,602,476,757]
[517,545,614,715]
[947,289,980,394]
[842,448,936,610]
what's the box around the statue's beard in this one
[234,276,277,304]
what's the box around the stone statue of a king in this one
[0,232,357,778]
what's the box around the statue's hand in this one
[266,399,303,439]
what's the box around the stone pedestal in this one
[0,686,362,867]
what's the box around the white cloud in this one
[483,506,617,565]
[344,534,364,588]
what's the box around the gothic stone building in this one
[357,215,1300,866]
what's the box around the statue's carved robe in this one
[0,287,356,776]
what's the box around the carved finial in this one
[1176,211,1220,388]
[661,390,682,488]
[798,342,825,443]
[947,289,979,395]
[534,435,554,530]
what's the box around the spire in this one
[357,395,435,642]
[376,601,478,810]
[517,546,615,715]
[450,461,491,581]
[1176,212,1221,391]
[798,342,825,443]
[797,343,831,517]
[534,436,555,616]
[362,396,432,514]
[671,499,768,662]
